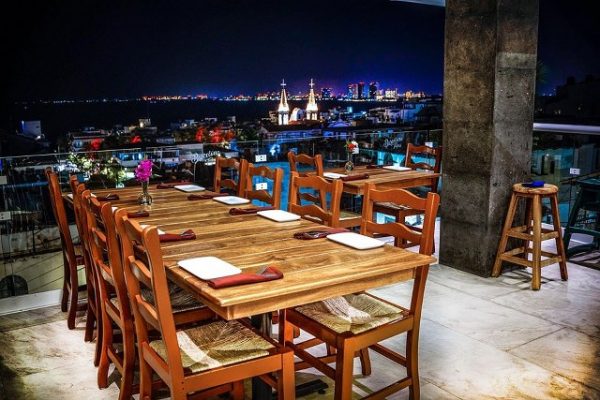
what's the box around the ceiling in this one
[390,0,445,7]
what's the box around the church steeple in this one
[277,79,289,125]
[306,78,319,120]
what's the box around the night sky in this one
[4,0,599,100]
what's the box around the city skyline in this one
[4,0,599,102]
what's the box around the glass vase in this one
[344,153,354,174]
[138,180,153,206]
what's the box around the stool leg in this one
[523,198,533,261]
[550,195,568,281]
[531,194,542,290]
[492,193,519,278]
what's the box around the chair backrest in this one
[287,151,324,177]
[288,171,343,227]
[115,210,184,381]
[242,163,283,208]
[213,157,247,196]
[69,176,88,243]
[404,144,442,193]
[360,183,440,255]
[83,193,131,321]
[45,169,78,271]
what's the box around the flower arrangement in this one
[345,139,359,155]
[134,159,153,182]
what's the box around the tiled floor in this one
[1,243,600,399]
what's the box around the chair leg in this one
[334,341,355,400]
[231,380,244,400]
[93,310,102,367]
[278,351,296,400]
[97,311,111,388]
[61,286,68,312]
[67,285,78,330]
[118,326,136,400]
[406,330,420,400]
[139,356,153,400]
[84,300,95,342]
[358,348,372,376]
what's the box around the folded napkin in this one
[341,173,369,182]
[228,206,275,215]
[96,193,119,201]
[127,211,149,218]
[156,181,189,189]
[188,193,228,200]
[207,266,283,289]
[321,296,374,324]
[293,228,349,240]
[159,229,196,242]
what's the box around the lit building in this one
[385,88,398,100]
[277,79,290,125]
[369,82,378,99]
[347,83,358,99]
[358,82,365,99]
[306,79,319,120]
[321,87,332,99]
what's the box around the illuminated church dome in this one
[306,78,318,120]
[277,79,289,125]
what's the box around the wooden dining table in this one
[322,165,440,195]
[68,183,436,398]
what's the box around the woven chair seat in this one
[339,210,361,220]
[111,281,202,313]
[149,320,274,373]
[295,293,409,334]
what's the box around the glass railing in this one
[1,125,597,303]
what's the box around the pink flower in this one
[135,159,153,181]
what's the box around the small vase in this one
[138,180,152,206]
[344,154,354,174]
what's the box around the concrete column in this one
[440,0,539,276]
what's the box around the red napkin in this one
[229,206,275,215]
[207,266,283,289]
[188,193,228,201]
[156,181,189,189]
[293,228,349,240]
[127,211,149,218]
[159,229,196,242]
[96,194,119,201]
[341,173,369,182]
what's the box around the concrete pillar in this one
[440,0,539,276]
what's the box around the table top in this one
[74,184,436,320]
[323,165,440,195]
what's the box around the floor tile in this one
[373,280,562,351]
[509,327,600,391]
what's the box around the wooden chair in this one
[118,214,295,400]
[214,156,247,196]
[85,201,212,399]
[287,151,324,177]
[281,183,440,400]
[288,171,342,227]
[45,169,86,331]
[242,163,284,209]
[69,177,102,365]
[287,151,324,204]
[288,171,361,228]
[373,144,442,224]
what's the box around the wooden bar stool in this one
[492,183,568,290]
